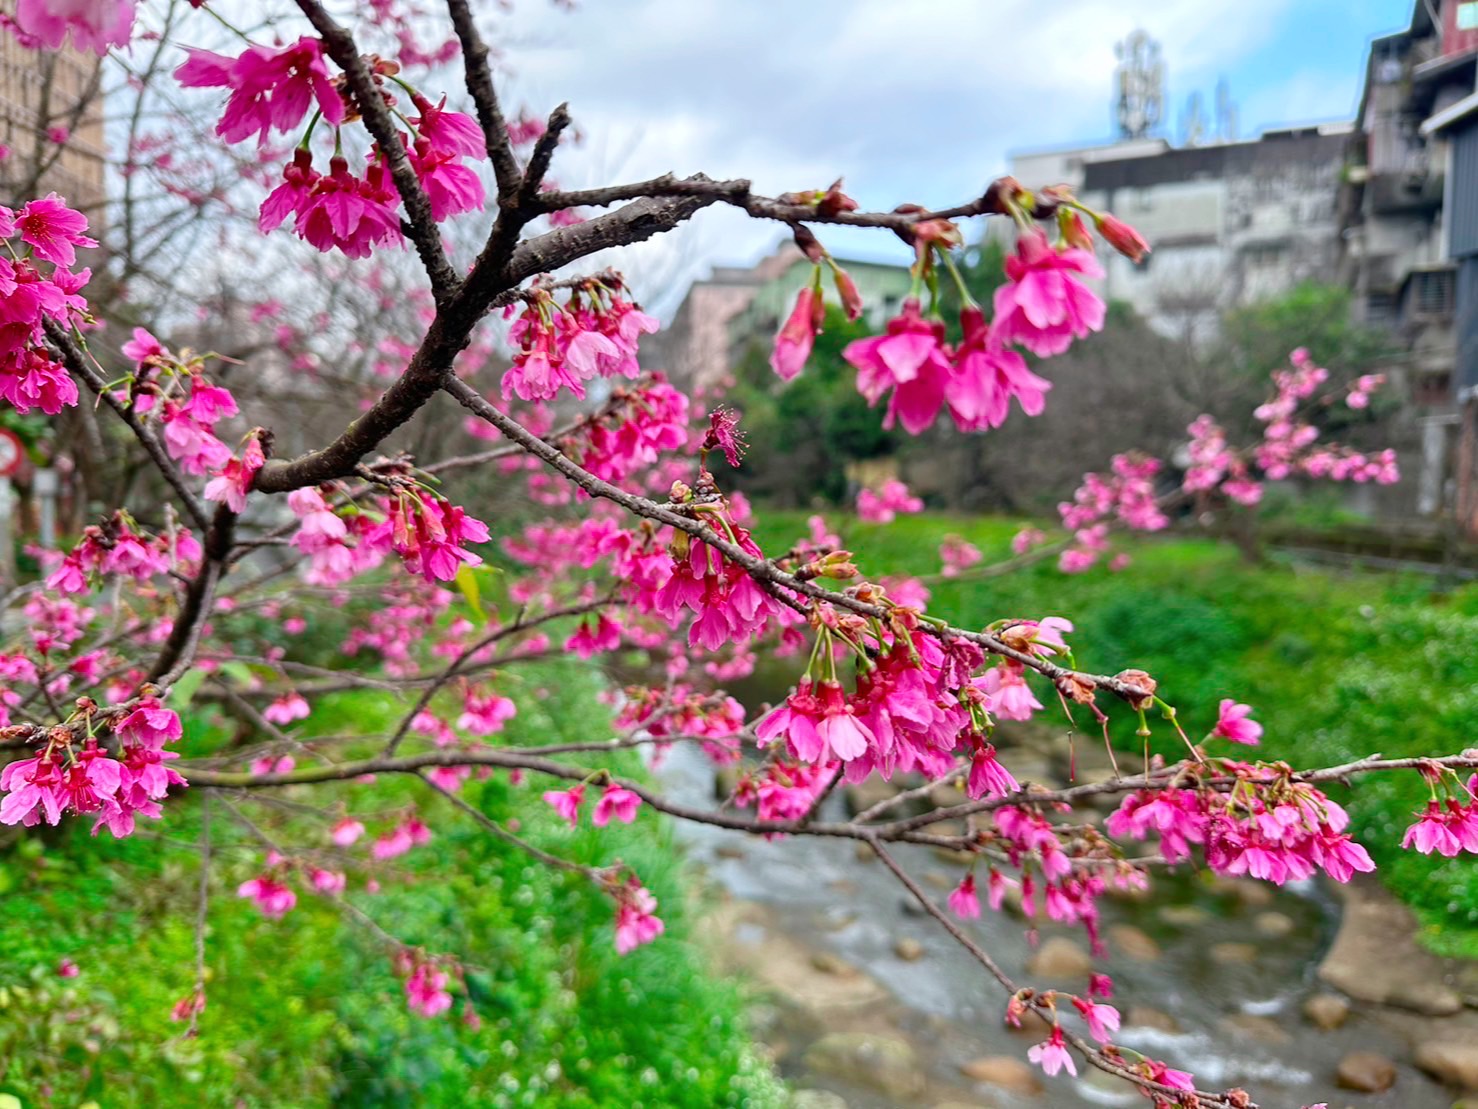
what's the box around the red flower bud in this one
[832,265,863,321]
[1096,214,1150,263]
[1058,209,1093,252]
[817,178,858,216]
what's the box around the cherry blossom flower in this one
[16,194,98,267]
[543,784,585,827]
[237,875,297,919]
[331,818,365,846]
[770,286,821,381]
[992,231,1105,357]
[10,0,135,55]
[1027,1026,1076,1077]
[404,961,454,1017]
[947,874,981,919]
[613,879,665,954]
[856,479,923,524]
[842,298,952,434]
[1211,699,1262,745]
[176,37,345,146]
[592,785,642,827]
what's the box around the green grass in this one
[0,666,784,1108]
[751,510,1478,958]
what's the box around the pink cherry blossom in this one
[543,784,585,827]
[770,286,821,381]
[11,0,135,55]
[1211,699,1262,746]
[1027,1026,1076,1077]
[992,231,1105,356]
[237,875,297,919]
[947,874,981,919]
[592,785,642,827]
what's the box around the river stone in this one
[803,1033,925,1100]
[1107,923,1161,960]
[922,870,955,891]
[809,952,858,977]
[1415,1041,1478,1090]
[854,842,876,863]
[1253,911,1296,938]
[959,1055,1044,1096]
[713,904,889,1014]
[1218,1013,1290,1045]
[1213,876,1276,907]
[1335,1051,1397,1093]
[1210,941,1258,965]
[714,765,741,801]
[1302,992,1351,1030]
[1157,904,1211,928]
[1318,877,1464,1015]
[1026,936,1093,979]
[1125,1006,1182,1034]
[894,937,925,961]
[844,777,902,818]
[790,1092,849,1109]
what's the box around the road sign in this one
[0,429,22,478]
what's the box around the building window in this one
[1460,1,1478,30]
[1410,269,1455,318]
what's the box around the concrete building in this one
[649,244,913,390]
[1010,126,1350,348]
[1338,0,1478,519]
[0,35,106,211]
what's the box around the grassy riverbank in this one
[750,510,1478,958]
[0,664,782,1107]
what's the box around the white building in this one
[1010,126,1351,347]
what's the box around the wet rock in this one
[931,845,976,865]
[1302,993,1351,1031]
[1218,1013,1290,1045]
[922,870,955,891]
[894,937,925,961]
[1335,1050,1397,1093]
[844,777,902,818]
[1306,999,1353,1035]
[1212,876,1275,907]
[1415,1041,1478,1090]
[714,844,747,860]
[1026,936,1093,979]
[900,897,928,918]
[1318,877,1464,1015]
[1157,904,1211,928]
[1210,941,1258,965]
[827,878,859,897]
[854,842,876,863]
[713,903,888,1014]
[933,1102,997,1109]
[809,952,858,977]
[714,765,741,801]
[959,1055,1043,1096]
[1253,911,1296,938]
[1125,1006,1182,1034]
[803,1033,926,1100]
[1107,924,1161,961]
[791,1091,849,1109]
[928,780,964,809]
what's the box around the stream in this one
[658,742,1454,1108]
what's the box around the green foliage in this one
[750,509,1478,955]
[0,666,783,1108]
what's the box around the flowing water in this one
[659,743,1452,1108]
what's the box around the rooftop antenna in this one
[1115,30,1165,140]
[1215,77,1239,142]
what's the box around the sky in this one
[487,0,1418,301]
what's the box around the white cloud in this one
[482,0,1305,296]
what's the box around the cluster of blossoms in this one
[388,486,491,583]
[1402,771,1478,856]
[501,280,659,403]
[1056,454,1168,573]
[0,195,97,415]
[1108,763,1377,886]
[756,611,1072,790]
[774,184,1142,437]
[856,479,923,524]
[4,0,136,55]
[1186,348,1399,504]
[572,375,691,484]
[542,782,642,827]
[0,695,185,838]
[937,534,983,577]
[47,511,200,595]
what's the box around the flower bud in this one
[1096,214,1150,263]
[832,266,863,321]
[817,178,858,216]
[1057,209,1093,252]
[1113,668,1157,711]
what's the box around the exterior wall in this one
[0,36,106,212]
[655,245,913,391]
[1011,130,1347,347]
